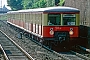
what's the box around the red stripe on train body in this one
[43,26,79,38]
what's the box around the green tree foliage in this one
[32,0,47,8]
[59,0,65,6]
[7,0,65,10]
[7,0,23,10]
[54,0,65,6]
[22,0,33,9]
[55,0,59,6]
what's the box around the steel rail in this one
[71,50,90,60]
[0,44,9,60]
[79,46,90,53]
[0,30,35,60]
[30,38,71,60]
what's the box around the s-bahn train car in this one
[7,6,88,52]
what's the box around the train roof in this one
[7,6,80,13]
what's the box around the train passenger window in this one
[48,14,61,25]
[63,14,76,25]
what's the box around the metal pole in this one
[1,0,2,10]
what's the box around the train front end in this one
[42,7,88,51]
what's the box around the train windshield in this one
[63,14,76,25]
[48,14,61,25]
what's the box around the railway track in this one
[0,20,90,60]
[0,30,34,60]
[59,52,85,60]
[0,47,6,60]
[0,20,62,60]
[0,44,9,60]
[61,45,90,60]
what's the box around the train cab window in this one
[48,14,61,25]
[63,14,76,25]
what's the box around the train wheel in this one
[31,35,34,40]
[43,40,52,49]
[39,39,43,44]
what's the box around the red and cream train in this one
[7,6,88,51]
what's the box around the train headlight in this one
[50,30,54,35]
[69,30,73,35]
[49,28,54,35]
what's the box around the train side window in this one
[48,14,61,25]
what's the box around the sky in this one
[0,0,11,10]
